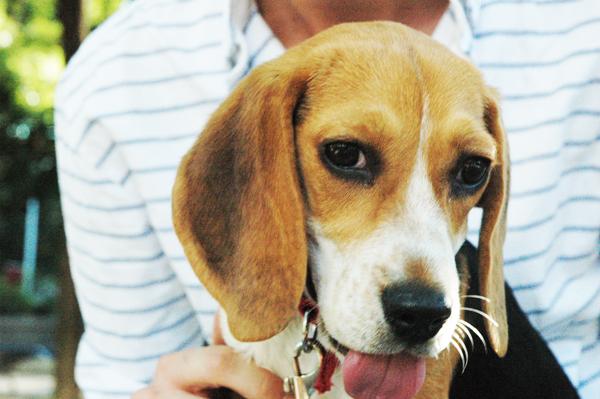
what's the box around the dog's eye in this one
[324,142,367,169]
[320,140,379,185]
[457,156,491,188]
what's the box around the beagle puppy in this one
[173,21,509,399]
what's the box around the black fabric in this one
[450,242,580,399]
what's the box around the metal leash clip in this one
[283,309,326,399]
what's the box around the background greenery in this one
[0,0,121,313]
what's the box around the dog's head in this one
[173,22,508,361]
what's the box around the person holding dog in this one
[54,0,600,398]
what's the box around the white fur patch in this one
[221,310,350,398]
[308,98,463,358]
[309,164,461,357]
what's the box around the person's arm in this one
[54,66,287,399]
[54,104,208,397]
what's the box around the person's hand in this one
[131,345,290,399]
[132,312,291,399]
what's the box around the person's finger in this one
[132,385,207,399]
[153,346,290,399]
[212,311,225,345]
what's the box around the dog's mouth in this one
[327,334,427,399]
[306,272,429,399]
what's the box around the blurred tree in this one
[59,0,86,60]
[0,2,121,398]
[55,2,85,397]
[0,0,64,281]
[0,0,123,296]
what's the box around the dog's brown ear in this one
[477,88,509,357]
[172,59,309,342]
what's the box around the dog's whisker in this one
[450,338,465,369]
[461,307,499,327]
[452,331,468,354]
[457,319,487,353]
[454,326,471,349]
[452,333,469,373]
[461,294,491,303]
[450,338,466,373]
[455,325,466,338]
[456,322,474,349]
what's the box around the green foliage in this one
[0,0,63,279]
[0,274,56,314]
[88,0,122,29]
[0,278,33,314]
[2,0,63,112]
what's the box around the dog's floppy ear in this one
[477,88,509,357]
[172,59,309,342]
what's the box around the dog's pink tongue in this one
[342,351,426,399]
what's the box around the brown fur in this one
[172,21,509,397]
[476,91,510,356]
[404,259,439,288]
[172,62,310,341]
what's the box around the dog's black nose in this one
[381,282,451,344]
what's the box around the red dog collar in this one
[298,296,340,393]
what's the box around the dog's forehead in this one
[295,22,486,112]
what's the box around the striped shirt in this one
[54,0,600,398]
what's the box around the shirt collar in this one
[434,0,481,56]
[225,0,254,84]
[225,0,482,77]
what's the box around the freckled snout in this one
[381,282,451,344]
